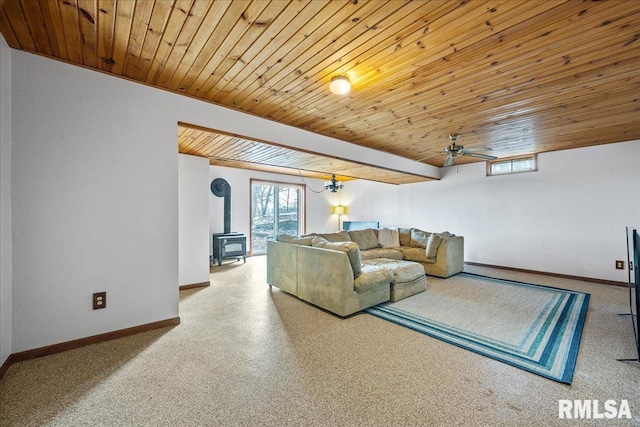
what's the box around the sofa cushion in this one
[348,228,379,250]
[353,264,393,293]
[317,230,351,242]
[402,247,436,264]
[398,228,412,247]
[425,233,443,258]
[277,234,314,246]
[362,259,425,283]
[410,229,431,248]
[311,236,362,278]
[378,227,400,248]
[360,248,404,260]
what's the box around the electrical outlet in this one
[615,260,624,270]
[93,292,106,310]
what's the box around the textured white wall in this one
[179,154,210,286]
[0,35,12,366]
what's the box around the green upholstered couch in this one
[266,239,392,317]
[358,227,464,279]
[266,227,464,317]
[312,227,464,279]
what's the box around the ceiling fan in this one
[442,133,497,167]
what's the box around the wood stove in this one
[210,178,247,266]
[212,233,246,266]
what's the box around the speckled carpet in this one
[2,260,638,426]
[365,273,590,384]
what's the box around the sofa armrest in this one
[266,240,299,295]
[435,236,464,277]
[419,235,464,278]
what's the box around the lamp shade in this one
[332,205,347,215]
[329,76,351,95]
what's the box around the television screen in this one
[343,221,379,231]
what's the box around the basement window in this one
[487,154,537,176]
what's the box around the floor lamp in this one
[332,205,347,231]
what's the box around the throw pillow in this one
[348,228,380,250]
[425,233,443,258]
[317,230,351,242]
[398,228,412,247]
[311,236,362,278]
[410,229,431,248]
[377,227,400,248]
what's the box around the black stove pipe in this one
[210,178,232,234]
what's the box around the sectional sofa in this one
[344,227,464,279]
[266,227,464,317]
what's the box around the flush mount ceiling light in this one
[329,76,351,95]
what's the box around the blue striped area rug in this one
[365,272,590,384]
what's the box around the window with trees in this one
[251,180,305,254]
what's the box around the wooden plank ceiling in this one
[2,0,639,182]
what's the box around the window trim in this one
[486,154,537,177]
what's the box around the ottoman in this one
[362,258,426,302]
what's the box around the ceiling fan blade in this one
[463,147,493,153]
[444,156,455,167]
[462,152,497,160]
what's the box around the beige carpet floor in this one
[0,257,638,426]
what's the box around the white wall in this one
[330,179,401,228]
[11,53,181,352]
[394,141,640,282]
[208,166,339,254]
[210,141,640,283]
[179,154,210,286]
[9,49,420,354]
[0,35,12,366]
